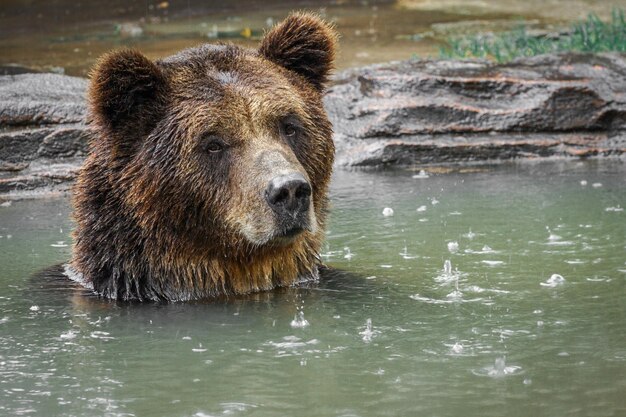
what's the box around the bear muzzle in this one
[265,172,313,242]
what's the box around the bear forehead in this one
[159,44,304,106]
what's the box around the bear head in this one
[70,13,338,301]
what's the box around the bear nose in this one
[265,173,311,216]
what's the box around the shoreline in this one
[1,52,625,199]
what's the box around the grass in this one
[440,8,626,62]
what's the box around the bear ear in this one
[89,49,167,142]
[259,12,338,91]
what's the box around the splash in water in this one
[412,170,429,179]
[399,244,417,259]
[436,259,460,284]
[447,241,459,253]
[446,271,463,300]
[290,311,310,329]
[450,342,464,354]
[540,274,566,288]
[463,228,476,239]
[473,356,523,378]
[360,318,374,343]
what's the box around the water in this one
[1,0,623,75]
[1,160,625,416]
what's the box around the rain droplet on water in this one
[382,207,394,217]
[475,356,522,378]
[360,318,374,343]
[447,241,459,253]
[464,229,476,239]
[446,274,463,300]
[290,311,310,329]
[540,274,566,288]
[412,170,429,179]
[399,245,416,259]
[451,342,464,354]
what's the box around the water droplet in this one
[540,274,565,287]
[192,343,207,352]
[399,245,416,259]
[60,330,77,340]
[451,342,464,354]
[474,356,522,378]
[416,205,427,212]
[382,207,394,217]
[592,182,602,188]
[29,305,39,312]
[290,311,310,329]
[547,232,561,241]
[482,260,504,266]
[580,180,587,186]
[412,170,429,179]
[464,229,476,239]
[447,241,459,253]
[360,318,374,343]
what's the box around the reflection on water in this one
[1,0,623,75]
[0,160,625,416]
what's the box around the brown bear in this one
[67,13,338,301]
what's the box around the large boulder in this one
[325,53,626,166]
[0,74,91,196]
[0,73,88,126]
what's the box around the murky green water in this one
[1,0,622,75]
[1,160,625,416]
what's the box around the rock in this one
[0,126,90,168]
[0,158,83,197]
[0,73,89,198]
[0,73,87,126]
[325,53,626,166]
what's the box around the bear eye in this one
[280,118,302,141]
[283,123,297,138]
[206,141,224,153]
[200,134,227,154]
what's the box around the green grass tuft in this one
[440,8,626,62]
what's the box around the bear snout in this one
[265,172,312,237]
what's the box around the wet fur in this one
[71,13,337,301]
